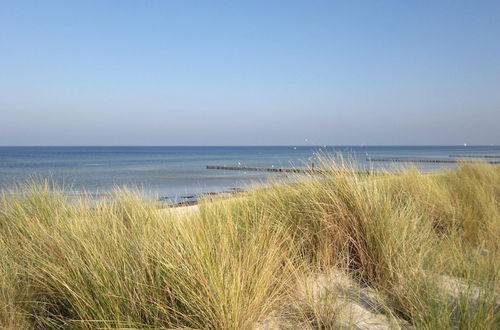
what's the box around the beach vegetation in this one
[0,162,498,329]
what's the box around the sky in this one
[1,0,499,146]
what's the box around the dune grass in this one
[0,162,499,329]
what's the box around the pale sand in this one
[167,204,200,216]
[157,203,200,219]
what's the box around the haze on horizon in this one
[1,1,499,146]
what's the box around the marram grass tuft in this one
[0,162,498,329]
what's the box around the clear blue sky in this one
[1,0,499,145]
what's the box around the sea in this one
[1,146,499,203]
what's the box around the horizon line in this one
[0,145,498,148]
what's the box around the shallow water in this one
[1,146,499,201]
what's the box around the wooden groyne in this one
[366,157,500,164]
[206,165,322,173]
[448,154,500,158]
[158,187,246,207]
[206,165,379,175]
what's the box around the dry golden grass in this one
[0,162,498,329]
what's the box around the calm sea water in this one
[1,146,499,201]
